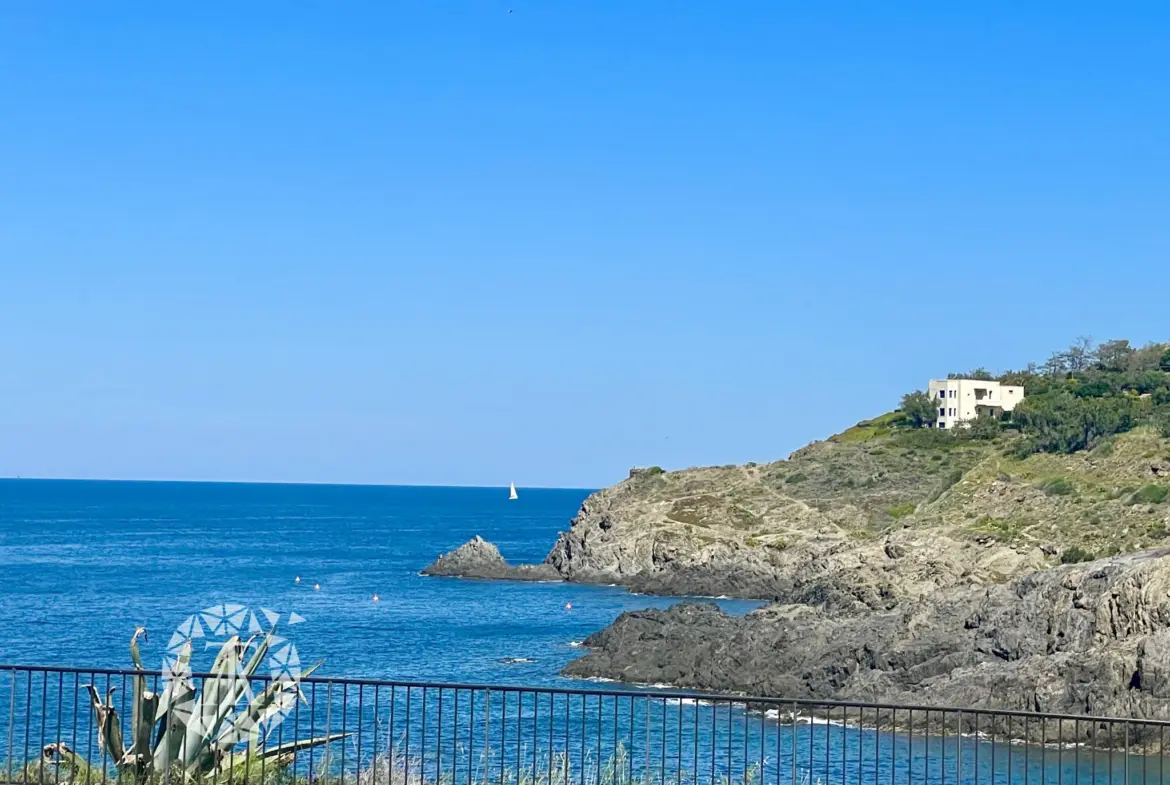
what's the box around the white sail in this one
[509,482,518,500]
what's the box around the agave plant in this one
[44,625,344,783]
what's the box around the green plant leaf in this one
[256,731,349,759]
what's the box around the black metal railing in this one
[3,665,1168,785]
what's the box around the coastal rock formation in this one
[425,427,1170,605]
[422,535,559,582]
[562,548,1170,729]
[540,459,1043,605]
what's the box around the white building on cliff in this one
[927,378,1025,429]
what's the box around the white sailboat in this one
[509,482,518,500]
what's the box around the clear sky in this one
[1,3,1167,489]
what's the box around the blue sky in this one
[1,2,1167,488]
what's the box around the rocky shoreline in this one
[561,548,1170,722]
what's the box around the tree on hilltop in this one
[1095,339,1133,372]
[899,390,938,429]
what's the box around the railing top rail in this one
[3,661,1165,729]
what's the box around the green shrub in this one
[1092,438,1116,457]
[1011,391,1144,456]
[1156,410,1170,438]
[894,428,960,451]
[1060,546,1095,564]
[785,473,808,484]
[1128,485,1170,506]
[1073,379,1116,398]
[888,502,917,519]
[962,415,1003,441]
[1038,477,1076,497]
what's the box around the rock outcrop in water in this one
[562,548,1170,733]
[421,535,558,581]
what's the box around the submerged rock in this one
[422,536,560,582]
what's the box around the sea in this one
[0,480,1158,785]
[0,479,760,682]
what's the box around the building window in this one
[939,422,946,429]
[939,391,946,399]
[939,408,946,417]
[950,390,956,398]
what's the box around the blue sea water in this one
[0,479,759,682]
[1,480,1163,785]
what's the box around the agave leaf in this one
[129,690,159,767]
[41,742,102,782]
[152,640,195,772]
[129,625,148,670]
[196,636,245,719]
[293,660,325,706]
[151,677,195,773]
[126,626,159,771]
[216,659,321,751]
[155,640,193,717]
[84,684,126,764]
[241,629,273,679]
[181,637,251,768]
[255,732,349,759]
[215,680,293,750]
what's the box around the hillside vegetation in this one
[898,336,1170,455]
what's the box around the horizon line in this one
[0,475,599,492]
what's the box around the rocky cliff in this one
[421,424,1170,723]
[427,426,1170,607]
[562,547,1170,746]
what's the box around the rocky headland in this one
[422,361,1170,721]
[427,427,1170,609]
